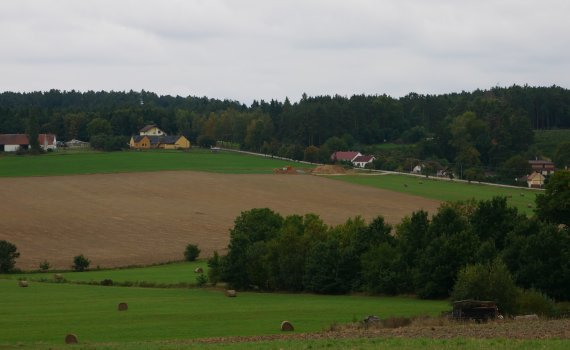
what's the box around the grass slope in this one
[5,261,207,285]
[331,174,538,215]
[0,149,311,177]
[0,279,447,345]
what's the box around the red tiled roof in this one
[353,155,374,163]
[38,134,55,146]
[331,151,360,162]
[0,134,56,146]
[0,134,29,145]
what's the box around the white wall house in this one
[0,134,57,152]
[139,125,167,136]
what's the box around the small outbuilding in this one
[452,300,498,321]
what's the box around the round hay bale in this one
[194,267,204,274]
[18,280,29,288]
[225,289,237,297]
[65,334,78,344]
[118,302,128,311]
[280,321,294,331]
[54,273,64,281]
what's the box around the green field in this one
[0,149,312,177]
[3,336,567,350]
[0,278,447,346]
[4,261,207,286]
[330,174,539,215]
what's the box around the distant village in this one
[0,125,558,189]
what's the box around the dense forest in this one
[1,85,570,180]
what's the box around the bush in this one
[100,279,114,286]
[72,254,91,272]
[39,260,51,272]
[184,244,200,262]
[516,289,555,317]
[452,259,519,314]
[207,251,221,285]
[196,274,208,287]
[0,240,20,273]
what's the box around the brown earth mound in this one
[0,171,440,269]
[312,165,347,174]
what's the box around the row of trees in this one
[210,172,570,304]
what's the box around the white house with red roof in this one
[352,155,376,168]
[330,151,375,168]
[0,134,57,152]
[330,151,362,162]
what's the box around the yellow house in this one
[159,136,191,150]
[129,135,151,149]
[130,135,190,150]
[527,172,545,188]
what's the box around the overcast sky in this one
[1,0,568,103]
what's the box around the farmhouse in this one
[0,133,57,152]
[528,160,555,176]
[139,125,166,136]
[352,155,375,168]
[129,135,191,150]
[330,151,362,162]
[527,171,546,188]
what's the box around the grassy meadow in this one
[331,174,539,215]
[0,278,447,346]
[4,261,207,286]
[0,149,312,177]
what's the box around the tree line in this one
[1,86,570,174]
[208,171,570,311]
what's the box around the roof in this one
[529,160,555,170]
[0,134,56,146]
[331,151,361,162]
[353,155,375,163]
[139,125,158,132]
[0,134,29,145]
[527,172,545,181]
[38,134,56,146]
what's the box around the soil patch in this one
[0,171,440,269]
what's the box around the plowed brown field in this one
[1,171,440,269]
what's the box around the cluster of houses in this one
[0,125,190,152]
[128,125,190,150]
[0,134,58,152]
[0,129,560,189]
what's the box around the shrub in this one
[516,289,555,317]
[0,240,20,273]
[452,259,519,314]
[207,251,221,285]
[184,244,200,262]
[100,279,114,286]
[39,260,51,272]
[72,254,91,272]
[196,274,208,287]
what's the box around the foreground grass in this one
[0,279,447,346]
[3,261,207,286]
[5,337,568,350]
[332,174,538,215]
[0,149,312,177]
